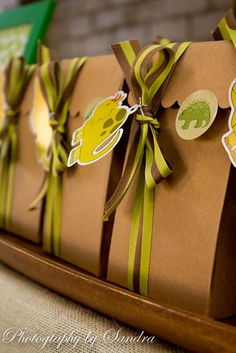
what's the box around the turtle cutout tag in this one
[67,91,138,167]
[176,90,218,140]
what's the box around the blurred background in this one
[0,0,234,58]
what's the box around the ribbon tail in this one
[52,174,62,256]
[44,172,54,253]
[28,177,49,211]
[128,144,156,296]
[41,172,62,256]
[103,123,148,221]
[139,184,154,296]
[136,128,171,190]
[5,125,17,231]
[0,151,9,228]
[128,164,145,292]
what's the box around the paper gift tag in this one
[222,79,236,167]
[176,90,218,140]
[30,76,53,171]
[67,91,137,166]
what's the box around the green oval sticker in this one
[176,90,218,140]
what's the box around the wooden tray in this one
[0,231,236,353]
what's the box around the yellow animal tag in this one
[67,91,137,166]
[222,79,236,167]
[30,76,53,171]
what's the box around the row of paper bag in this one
[2,39,236,320]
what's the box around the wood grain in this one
[0,231,236,353]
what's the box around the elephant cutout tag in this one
[222,79,236,167]
[176,90,218,140]
[67,91,137,166]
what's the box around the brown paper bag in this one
[8,77,44,243]
[107,40,236,318]
[44,55,127,276]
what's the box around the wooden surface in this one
[0,231,236,353]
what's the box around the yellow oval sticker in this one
[176,90,218,140]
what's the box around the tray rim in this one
[0,231,236,353]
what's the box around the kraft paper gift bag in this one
[0,58,44,243]
[58,54,128,276]
[31,45,128,276]
[106,38,236,319]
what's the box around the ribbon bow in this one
[0,58,35,230]
[212,9,236,47]
[104,40,190,295]
[30,43,87,255]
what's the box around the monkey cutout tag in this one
[67,91,138,166]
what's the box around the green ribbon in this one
[105,40,191,295]
[30,43,87,256]
[0,58,35,230]
[212,9,236,47]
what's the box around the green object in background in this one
[0,0,56,68]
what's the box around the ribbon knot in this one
[0,107,21,140]
[49,115,66,136]
[5,107,20,120]
[49,113,59,129]
[135,113,160,131]
[140,104,154,117]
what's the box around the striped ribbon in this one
[29,43,87,255]
[0,58,35,230]
[212,9,236,46]
[104,40,190,295]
